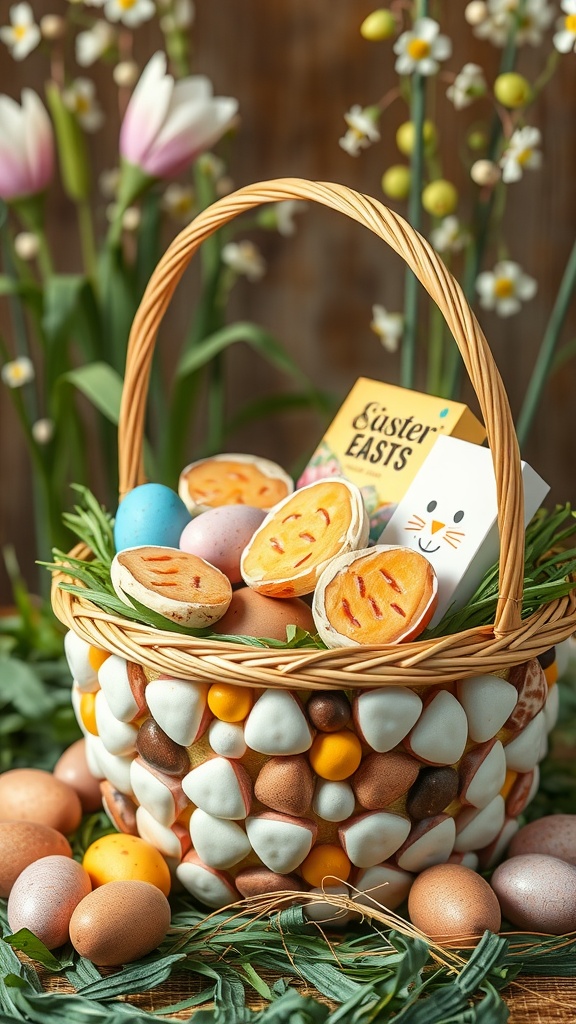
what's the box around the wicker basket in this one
[52,179,576,909]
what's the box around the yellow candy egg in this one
[88,646,110,671]
[309,730,362,781]
[207,682,253,722]
[82,833,171,896]
[301,844,351,887]
[79,692,98,735]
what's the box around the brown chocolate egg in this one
[54,739,103,813]
[0,769,82,834]
[69,880,171,965]
[0,821,72,898]
[408,863,501,946]
[254,755,315,816]
[307,692,351,732]
[211,587,315,640]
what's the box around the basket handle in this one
[119,178,524,638]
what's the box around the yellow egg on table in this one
[82,833,171,896]
[309,730,362,781]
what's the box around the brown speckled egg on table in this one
[491,853,576,934]
[53,739,103,813]
[408,863,501,946]
[69,879,171,965]
[0,768,82,834]
[507,814,576,865]
[7,855,92,950]
[0,821,72,898]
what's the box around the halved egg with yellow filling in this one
[240,478,369,597]
[179,454,293,515]
[312,545,438,647]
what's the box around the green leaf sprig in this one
[426,503,576,638]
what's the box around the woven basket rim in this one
[51,177,576,687]
[51,543,576,688]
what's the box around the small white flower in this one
[476,260,537,316]
[76,20,115,67]
[500,126,542,183]
[554,0,576,52]
[474,0,555,46]
[274,200,306,236]
[393,17,452,77]
[222,241,266,282]
[104,0,155,28]
[197,152,226,181]
[339,105,380,156]
[517,0,555,46]
[370,304,404,353]
[2,356,35,388]
[161,182,196,223]
[99,166,120,198]
[0,3,41,61]
[14,231,40,261]
[160,0,195,32]
[32,418,55,444]
[40,15,66,40]
[430,216,470,254]
[106,202,141,230]
[446,64,487,109]
[62,79,105,132]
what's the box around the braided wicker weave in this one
[51,178,576,688]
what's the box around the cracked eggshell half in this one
[312,545,438,649]
[179,452,293,515]
[241,477,369,598]
[110,545,232,628]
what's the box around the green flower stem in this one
[163,26,190,79]
[76,200,98,283]
[10,195,54,280]
[443,19,522,398]
[427,289,446,396]
[516,237,576,449]
[401,69,426,390]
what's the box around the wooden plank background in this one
[1,1,575,601]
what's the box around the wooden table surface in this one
[37,964,576,1021]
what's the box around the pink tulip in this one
[0,89,54,201]
[120,53,238,180]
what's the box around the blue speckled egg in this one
[114,484,191,552]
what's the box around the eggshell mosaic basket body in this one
[52,179,576,910]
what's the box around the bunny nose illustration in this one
[430,520,445,534]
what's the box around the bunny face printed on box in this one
[378,435,549,627]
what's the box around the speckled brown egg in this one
[53,739,103,813]
[306,692,351,732]
[211,587,315,640]
[254,755,315,816]
[507,814,576,865]
[0,821,72,898]
[491,854,576,933]
[0,769,82,834]
[7,855,92,949]
[408,863,501,946]
[69,880,171,965]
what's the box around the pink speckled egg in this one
[507,814,576,865]
[7,855,92,949]
[491,853,576,934]
[179,505,266,583]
